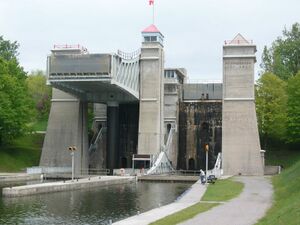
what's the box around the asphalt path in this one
[180,176,273,225]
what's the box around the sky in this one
[0,0,299,81]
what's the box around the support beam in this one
[107,102,119,174]
[40,88,88,176]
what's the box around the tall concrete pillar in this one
[222,34,264,175]
[138,24,165,155]
[107,102,119,172]
[40,88,89,176]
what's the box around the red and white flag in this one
[149,0,154,6]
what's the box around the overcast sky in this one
[0,0,299,80]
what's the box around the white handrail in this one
[147,127,176,175]
[89,127,106,152]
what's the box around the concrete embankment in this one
[2,176,135,197]
[0,173,41,183]
[113,180,207,225]
[138,175,198,182]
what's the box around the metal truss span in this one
[46,47,141,102]
[112,50,140,99]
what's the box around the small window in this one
[144,36,150,42]
[170,71,174,78]
[150,36,157,42]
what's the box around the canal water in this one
[0,181,191,225]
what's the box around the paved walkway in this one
[113,180,207,225]
[180,176,273,225]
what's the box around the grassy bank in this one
[31,119,48,131]
[256,158,300,225]
[0,134,44,172]
[29,116,48,131]
[150,179,244,225]
[201,178,244,201]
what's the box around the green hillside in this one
[0,134,44,172]
[257,152,300,225]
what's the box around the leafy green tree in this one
[26,70,52,119]
[261,23,300,80]
[286,72,300,144]
[0,36,19,61]
[256,73,288,147]
[0,37,34,145]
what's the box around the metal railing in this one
[89,127,106,153]
[27,167,71,174]
[164,127,175,155]
[53,44,88,53]
[117,49,141,60]
[186,79,222,84]
[81,169,110,176]
[224,39,253,45]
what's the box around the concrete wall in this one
[138,42,164,155]
[164,82,180,168]
[222,41,264,175]
[40,88,89,175]
[48,54,111,75]
[264,166,280,175]
[178,101,222,170]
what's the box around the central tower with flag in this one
[137,23,165,157]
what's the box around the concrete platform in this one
[138,175,199,182]
[113,180,207,225]
[0,173,41,183]
[2,176,135,197]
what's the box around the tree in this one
[261,23,300,80]
[255,73,288,147]
[0,36,19,61]
[26,70,52,119]
[286,71,300,144]
[0,37,34,145]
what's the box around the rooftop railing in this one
[186,79,222,84]
[224,39,253,45]
[117,49,141,60]
[52,44,88,53]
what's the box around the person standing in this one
[200,169,205,184]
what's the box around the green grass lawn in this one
[201,178,244,202]
[31,119,48,131]
[150,202,218,225]
[0,134,44,172]
[150,178,244,225]
[256,158,300,225]
[29,117,48,131]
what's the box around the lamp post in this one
[205,144,209,184]
[68,146,77,181]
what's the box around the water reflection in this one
[0,181,191,224]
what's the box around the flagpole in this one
[152,3,155,24]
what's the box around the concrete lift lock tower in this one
[222,34,264,176]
